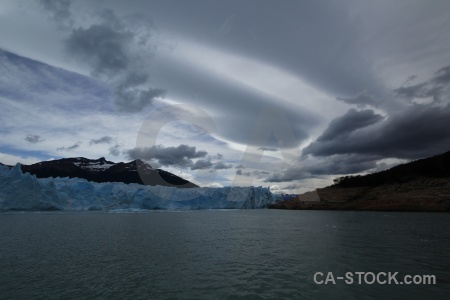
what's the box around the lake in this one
[0,210,449,299]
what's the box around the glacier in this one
[0,164,276,211]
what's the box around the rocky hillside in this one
[270,151,450,211]
[12,157,198,188]
[332,150,450,188]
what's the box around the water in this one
[0,210,449,299]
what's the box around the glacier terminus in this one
[0,164,276,211]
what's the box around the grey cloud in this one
[63,10,164,112]
[252,170,270,179]
[109,145,120,156]
[57,142,81,151]
[191,159,213,170]
[39,0,73,29]
[25,134,44,144]
[155,58,318,148]
[304,104,450,160]
[35,1,450,117]
[287,68,450,180]
[265,154,381,183]
[307,154,380,176]
[114,82,165,113]
[393,65,450,104]
[236,169,251,176]
[147,0,450,116]
[235,169,268,177]
[316,109,384,142]
[434,66,450,84]
[336,90,378,107]
[394,82,440,104]
[126,144,208,168]
[66,24,131,77]
[90,136,113,145]
[190,155,231,170]
[212,162,232,170]
[153,1,386,100]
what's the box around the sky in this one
[1,0,450,193]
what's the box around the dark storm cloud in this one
[265,67,450,182]
[316,109,384,142]
[39,0,73,29]
[303,104,450,160]
[89,136,113,145]
[63,9,164,112]
[126,144,208,168]
[336,90,379,107]
[57,142,81,151]
[25,134,44,144]
[393,65,450,104]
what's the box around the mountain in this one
[270,150,450,211]
[17,157,198,188]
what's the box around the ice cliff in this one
[0,164,275,211]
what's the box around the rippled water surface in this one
[0,210,449,299]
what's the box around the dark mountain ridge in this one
[11,157,198,188]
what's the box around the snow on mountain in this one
[72,157,115,171]
[0,164,275,211]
